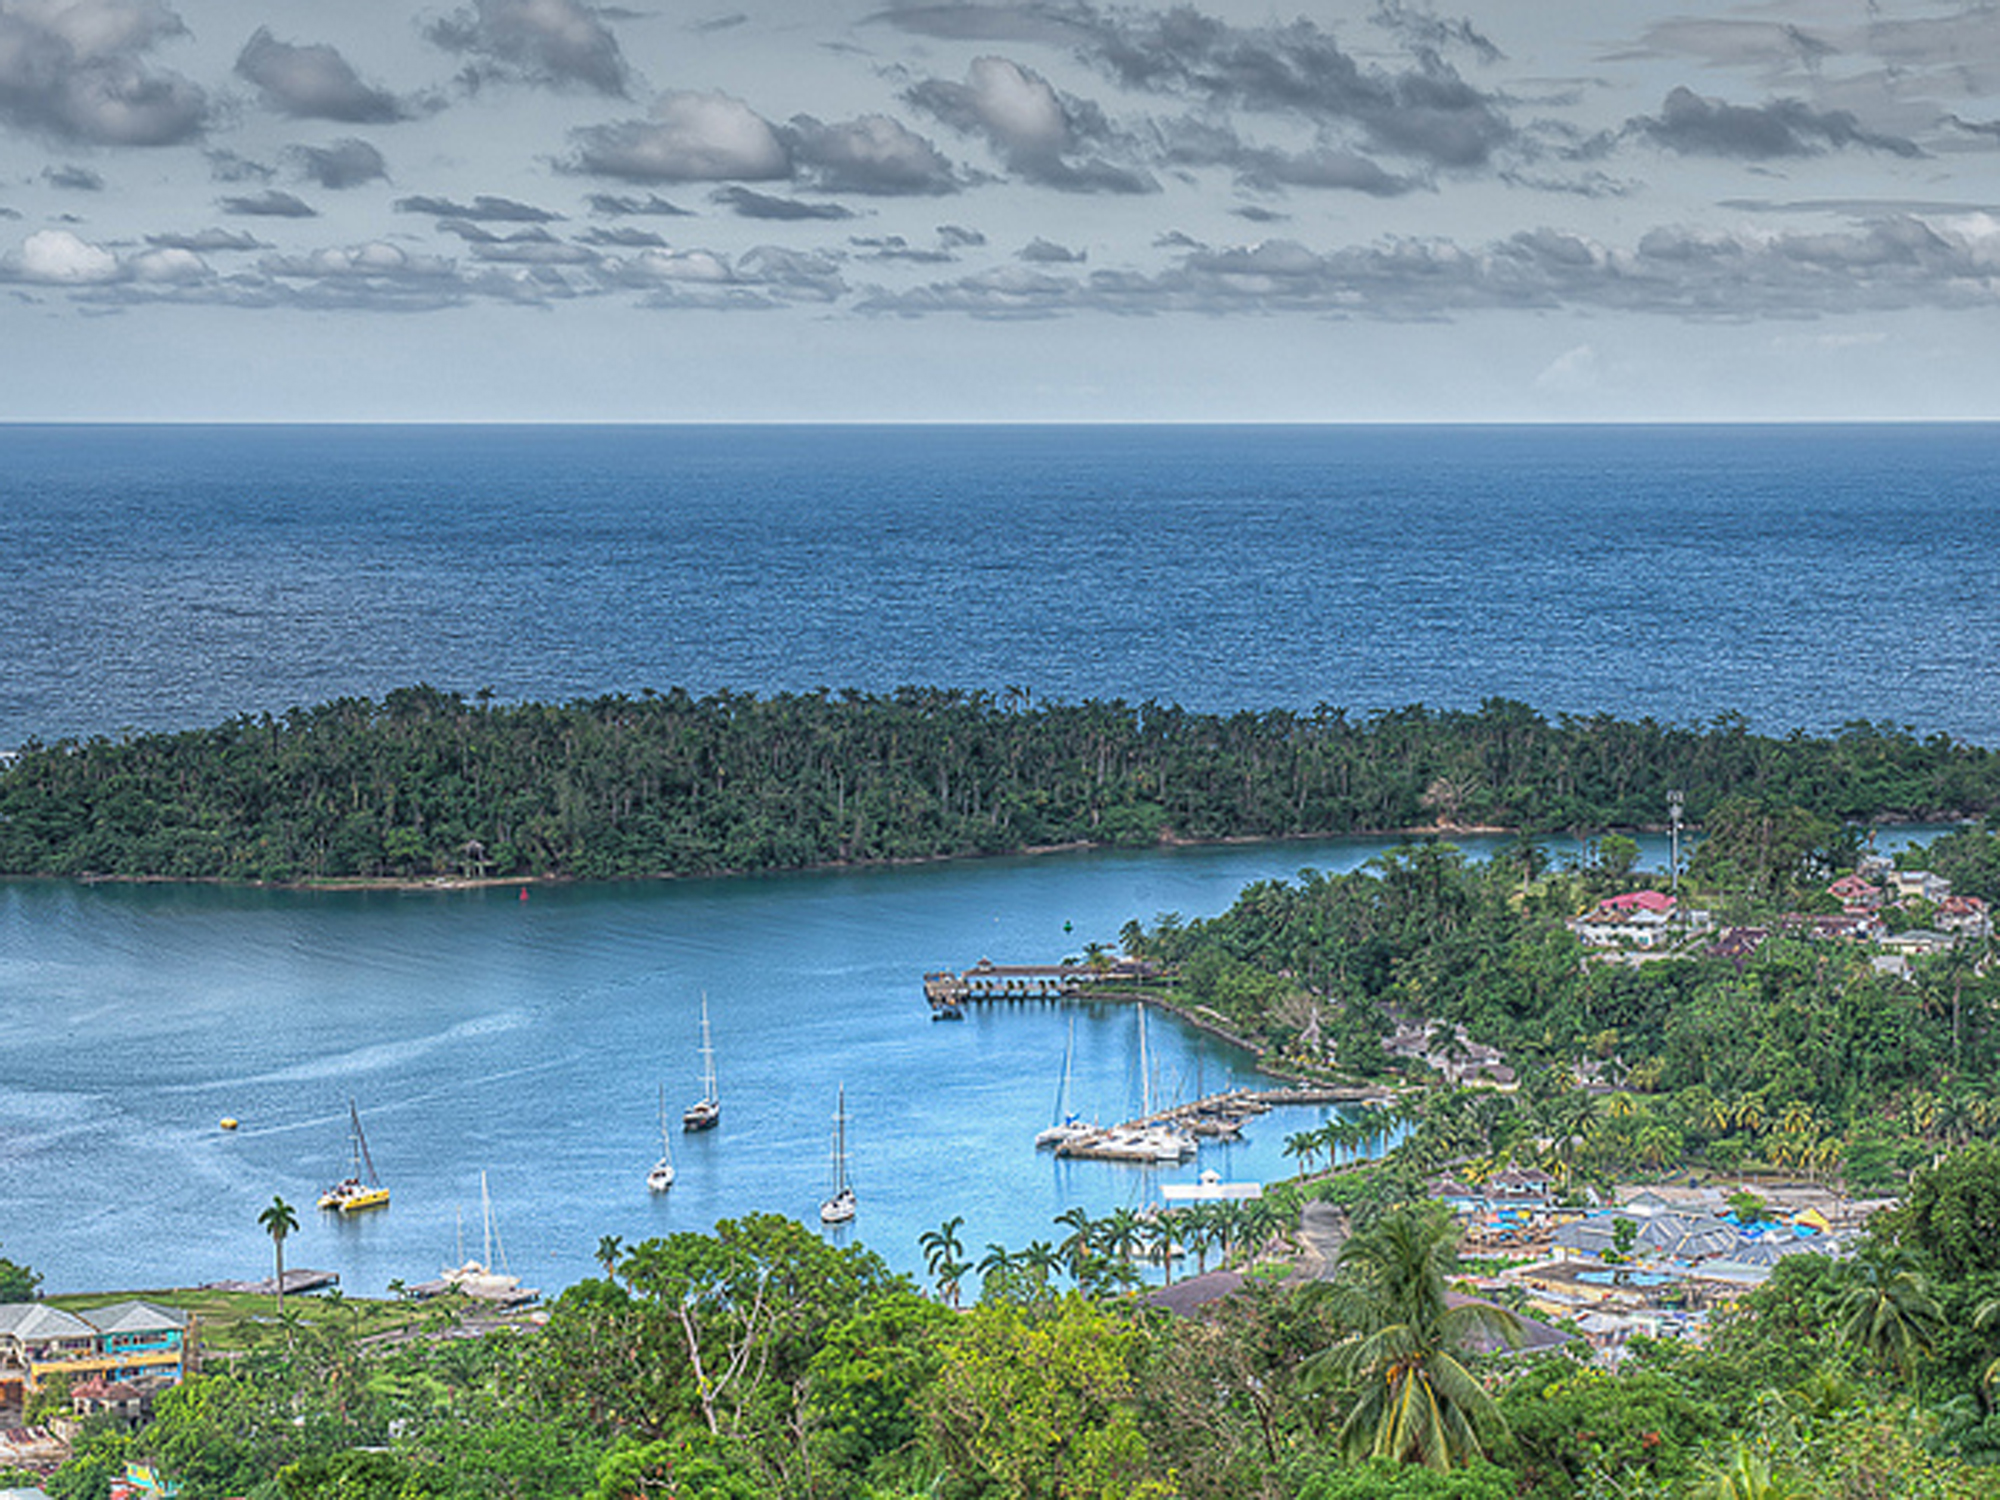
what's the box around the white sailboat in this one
[441,1171,538,1303]
[819,1084,856,1224]
[1119,1007,1196,1162]
[1035,1016,1095,1148]
[683,993,720,1132]
[647,1084,676,1191]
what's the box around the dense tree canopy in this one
[0,688,1990,882]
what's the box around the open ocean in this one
[4,423,2000,748]
[0,423,1994,1297]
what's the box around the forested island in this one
[1,686,1994,882]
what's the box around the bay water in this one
[2,422,1995,1297]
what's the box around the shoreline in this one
[29,819,1626,894]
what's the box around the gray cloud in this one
[564,91,791,181]
[147,227,263,251]
[426,0,629,96]
[1231,205,1285,223]
[1019,236,1083,262]
[581,224,668,247]
[235,29,408,123]
[786,114,958,195]
[220,189,317,217]
[587,191,692,216]
[938,223,985,248]
[889,2,1515,170]
[906,55,1156,193]
[854,213,2000,322]
[711,185,854,221]
[43,164,104,190]
[0,0,207,145]
[396,193,562,222]
[849,233,956,263]
[1369,0,1502,65]
[207,149,272,183]
[1629,86,1922,159]
[290,139,388,190]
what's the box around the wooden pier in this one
[924,957,1158,1014]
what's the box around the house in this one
[0,1303,194,1410]
[1707,927,1769,966]
[1878,929,1956,959]
[69,1377,146,1429]
[1888,870,1952,904]
[1570,891,1696,949]
[1828,874,1883,909]
[1486,1166,1555,1207]
[1936,895,1992,940]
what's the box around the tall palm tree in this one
[1837,1246,1943,1381]
[1053,1206,1096,1281]
[921,1215,968,1303]
[1284,1129,1322,1182]
[258,1195,299,1312]
[595,1234,624,1280]
[1305,1201,1521,1471]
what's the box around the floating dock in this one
[1053,1085,1391,1161]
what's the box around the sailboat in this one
[441,1171,538,1304]
[1035,1016,1095,1148]
[1098,1008,1197,1162]
[647,1084,676,1191]
[317,1100,390,1214]
[683,994,720,1132]
[818,1085,856,1224]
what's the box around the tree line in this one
[1,686,1994,882]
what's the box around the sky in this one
[3,0,2000,421]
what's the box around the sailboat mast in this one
[352,1101,379,1185]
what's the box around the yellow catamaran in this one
[318,1099,390,1214]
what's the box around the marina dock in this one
[1053,1085,1392,1161]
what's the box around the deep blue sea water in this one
[0,424,1994,1297]
[4,423,1999,748]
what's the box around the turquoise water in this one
[0,833,1452,1297]
[0,823,1952,1296]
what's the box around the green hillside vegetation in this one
[0,686,1994,882]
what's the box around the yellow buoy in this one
[220,1117,239,1130]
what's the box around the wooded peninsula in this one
[0,686,1992,882]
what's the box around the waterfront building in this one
[0,1302,195,1410]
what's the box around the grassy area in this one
[45,1287,447,1352]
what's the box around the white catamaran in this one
[683,993,720,1132]
[647,1084,676,1191]
[819,1084,856,1224]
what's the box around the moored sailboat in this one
[647,1084,676,1191]
[683,994,720,1132]
[819,1085,856,1224]
[318,1100,390,1214]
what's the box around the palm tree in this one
[1304,1201,1521,1470]
[258,1195,299,1312]
[1098,1207,1146,1268]
[595,1234,624,1280]
[921,1215,968,1303]
[1284,1129,1322,1182]
[1837,1246,1943,1381]
[1053,1206,1096,1281]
